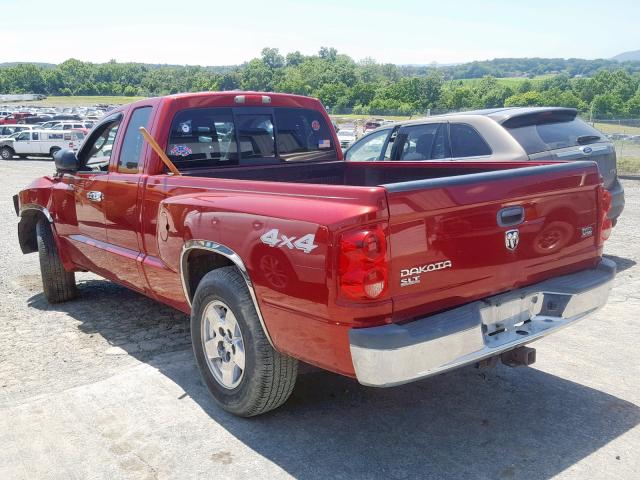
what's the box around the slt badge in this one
[505,229,520,251]
[400,260,452,287]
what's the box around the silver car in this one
[345,107,624,223]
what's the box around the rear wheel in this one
[0,146,14,160]
[191,266,298,416]
[36,219,77,303]
[49,147,61,158]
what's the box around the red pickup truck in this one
[15,92,615,417]
[0,112,34,125]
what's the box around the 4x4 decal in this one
[260,229,318,254]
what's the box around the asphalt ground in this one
[0,159,638,480]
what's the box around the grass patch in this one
[454,75,550,87]
[614,141,640,174]
[592,122,640,135]
[617,157,640,174]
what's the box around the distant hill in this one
[0,61,235,74]
[2,56,640,80]
[612,50,640,62]
[0,62,55,68]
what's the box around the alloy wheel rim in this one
[201,300,245,389]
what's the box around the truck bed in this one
[179,160,531,187]
[157,159,603,324]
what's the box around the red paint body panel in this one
[385,164,602,322]
[16,92,605,378]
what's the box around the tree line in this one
[1,48,640,118]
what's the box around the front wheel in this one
[36,219,77,303]
[49,147,61,158]
[0,147,14,160]
[191,266,298,416]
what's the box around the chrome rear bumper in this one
[349,259,616,387]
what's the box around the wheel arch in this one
[180,239,275,347]
[18,204,53,254]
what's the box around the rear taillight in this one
[597,185,612,246]
[338,225,389,300]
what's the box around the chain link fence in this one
[589,119,640,175]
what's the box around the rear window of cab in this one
[166,107,337,170]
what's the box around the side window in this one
[345,129,390,161]
[79,117,122,171]
[450,123,491,158]
[32,132,39,141]
[16,132,30,141]
[398,123,448,161]
[274,108,337,162]
[117,107,152,173]
[166,107,238,170]
[236,114,275,160]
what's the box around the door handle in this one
[86,191,103,202]
[497,206,524,227]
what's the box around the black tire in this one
[0,146,14,160]
[49,147,61,158]
[36,219,77,303]
[191,266,298,417]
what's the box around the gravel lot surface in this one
[0,159,638,480]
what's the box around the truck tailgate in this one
[384,161,603,322]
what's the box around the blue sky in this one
[5,0,639,65]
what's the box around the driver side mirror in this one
[54,149,79,174]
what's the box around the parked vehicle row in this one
[0,116,96,159]
[344,107,624,223]
[15,91,617,417]
[0,104,109,125]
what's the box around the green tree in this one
[261,48,285,69]
[285,51,304,67]
[504,91,545,107]
[591,93,624,118]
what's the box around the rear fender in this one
[156,197,276,347]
